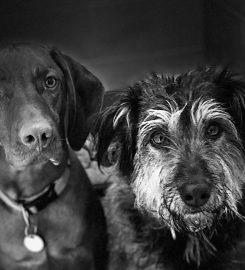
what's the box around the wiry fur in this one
[95,66,245,270]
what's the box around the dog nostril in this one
[41,132,50,141]
[184,194,193,202]
[41,131,52,148]
[201,192,209,200]
[24,135,36,145]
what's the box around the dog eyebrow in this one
[139,98,236,145]
[190,98,230,124]
[33,66,62,79]
[139,102,182,140]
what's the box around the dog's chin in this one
[181,211,214,233]
[161,205,226,234]
[7,149,65,170]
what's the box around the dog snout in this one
[19,121,53,151]
[179,181,211,208]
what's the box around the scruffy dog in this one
[95,66,245,270]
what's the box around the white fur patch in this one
[132,148,178,217]
[132,164,163,213]
[138,101,184,144]
[113,104,130,128]
[191,99,230,125]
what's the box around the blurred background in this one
[0,0,243,90]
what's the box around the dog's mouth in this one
[182,211,214,232]
[9,153,63,170]
[4,143,65,170]
[163,203,226,234]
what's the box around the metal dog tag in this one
[21,205,45,253]
[23,234,44,253]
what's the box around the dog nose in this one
[19,122,53,151]
[179,182,211,208]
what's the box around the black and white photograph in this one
[0,0,244,269]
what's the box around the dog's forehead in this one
[139,70,225,113]
[143,96,226,123]
[138,76,231,135]
[0,45,61,80]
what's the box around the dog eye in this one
[206,124,222,139]
[150,131,168,147]
[44,76,57,89]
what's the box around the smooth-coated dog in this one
[95,66,245,270]
[0,44,107,270]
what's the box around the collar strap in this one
[0,164,70,215]
[19,166,70,214]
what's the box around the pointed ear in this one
[50,49,104,150]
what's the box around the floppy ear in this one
[50,49,104,150]
[94,87,141,176]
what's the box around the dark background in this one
[0,0,243,90]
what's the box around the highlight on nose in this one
[19,121,53,151]
[179,182,211,208]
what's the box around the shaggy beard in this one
[133,172,245,266]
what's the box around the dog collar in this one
[19,165,70,214]
[0,161,70,253]
[0,163,70,214]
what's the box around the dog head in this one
[95,66,245,237]
[0,44,104,170]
